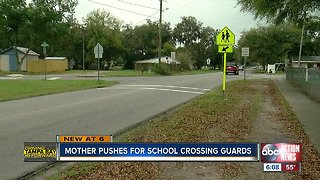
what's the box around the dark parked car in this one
[226,62,239,75]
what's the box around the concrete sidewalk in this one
[272,75,320,153]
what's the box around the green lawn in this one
[103,70,156,77]
[103,69,219,77]
[0,70,98,76]
[176,69,220,75]
[0,80,116,102]
[1,69,219,77]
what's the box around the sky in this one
[75,0,265,42]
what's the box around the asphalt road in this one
[0,72,250,179]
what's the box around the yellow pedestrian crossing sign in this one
[216,26,235,45]
[218,45,233,53]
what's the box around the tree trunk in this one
[15,46,30,72]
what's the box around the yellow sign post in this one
[216,26,235,98]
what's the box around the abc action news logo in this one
[261,143,302,163]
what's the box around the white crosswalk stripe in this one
[0,77,22,80]
[47,77,61,80]
[98,84,210,94]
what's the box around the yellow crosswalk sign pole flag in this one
[216,26,235,98]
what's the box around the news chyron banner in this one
[261,143,302,172]
[57,142,259,161]
[24,135,302,171]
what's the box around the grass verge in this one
[175,69,219,75]
[0,80,116,102]
[103,70,156,77]
[53,80,262,179]
[50,79,320,179]
[0,70,99,76]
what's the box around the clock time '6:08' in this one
[263,163,281,172]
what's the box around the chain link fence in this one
[286,67,320,101]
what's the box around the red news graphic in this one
[261,143,302,163]
[281,163,301,172]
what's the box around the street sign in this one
[94,43,103,58]
[94,43,103,82]
[41,42,49,57]
[216,26,235,45]
[41,42,49,80]
[171,52,176,60]
[218,45,233,53]
[242,47,249,57]
[216,26,235,98]
[206,58,211,65]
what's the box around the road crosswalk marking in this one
[124,85,210,91]
[97,84,210,95]
[143,87,204,94]
[47,77,61,80]
[0,77,22,80]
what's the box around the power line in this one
[113,0,158,10]
[88,0,158,19]
[134,7,169,26]
[134,11,160,25]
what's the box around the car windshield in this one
[227,62,236,66]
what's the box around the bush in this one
[152,63,171,75]
[176,51,193,71]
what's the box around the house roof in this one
[0,46,40,56]
[292,56,320,62]
[45,57,67,60]
[135,57,180,64]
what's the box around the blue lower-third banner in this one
[57,143,259,161]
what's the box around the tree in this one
[0,0,29,71]
[237,0,320,66]
[238,25,301,68]
[0,0,28,45]
[237,0,320,24]
[176,51,193,71]
[85,9,124,69]
[121,24,138,69]
[122,20,172,69]
[304,16,320,55]
[27,0,79,57]
[173,16,203,47]
[162,42,175,56]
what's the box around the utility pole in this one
[158,0,162,64]
[244,57,247,81]
[82,27,85,71]
[298,22,304,67]
[298,12,306,68]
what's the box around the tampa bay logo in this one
[261,144,279,162]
